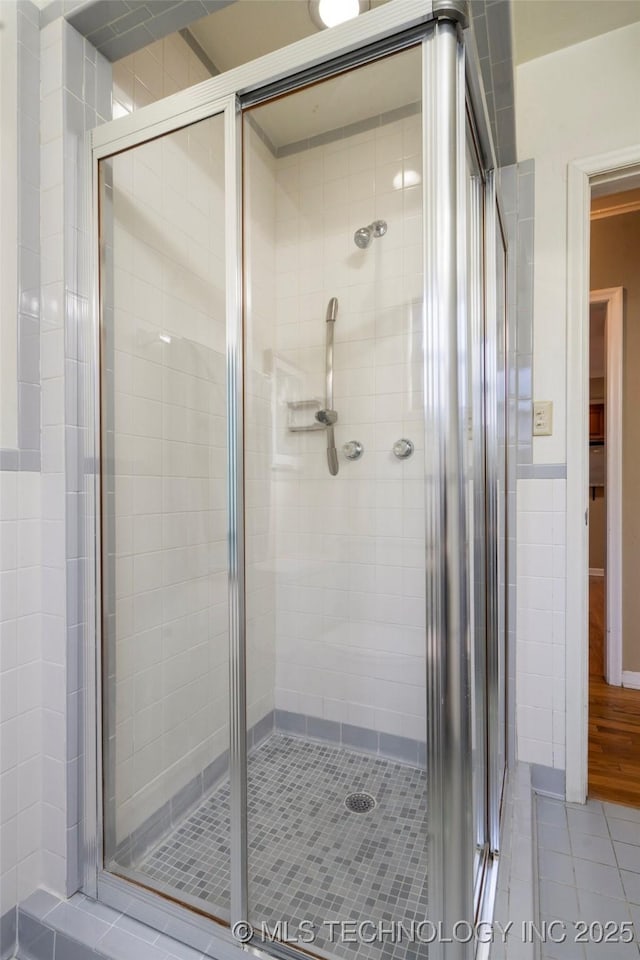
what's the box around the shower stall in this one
[87,3,508,959]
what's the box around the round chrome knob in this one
[392,438,414,460]
[342,440,364,461]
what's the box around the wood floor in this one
[588,575,640,806]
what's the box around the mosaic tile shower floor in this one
[138,735,429,960]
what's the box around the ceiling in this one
[248,46,420,150]
[189,0,416,150]
[190,0,390,76]
[512,0,640,65]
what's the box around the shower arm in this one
[316,297,339,476]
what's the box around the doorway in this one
[587,205,640,806]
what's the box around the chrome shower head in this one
[354,226,372,249]
[353,219,387,249]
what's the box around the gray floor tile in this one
[615,841,640,874]
[629,903,640,942]
[570,832,616,866]
[567,808,609,839]
[542,939,586,960]
[537,792,640,960]
[136,735,428,960]
[539,824,572,855]
[604,804,640,825]
[538,797,568,828]
[608,819,640,847]
[540,882,581,923]
[539,850,575,886]
[621,870,640,906]
[584,940,640,959]
[573,859,625,900]
[576,890,631,925]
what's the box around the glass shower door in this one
[243,44,428,960]
[99,110,234,921]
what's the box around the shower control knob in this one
[343,440,364,461]
[393,438,414,460]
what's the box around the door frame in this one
[566,147,640,803]
[589,286,623,688]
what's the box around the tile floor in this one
[536,793,640,959]
[139,735,428,960]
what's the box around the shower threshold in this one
[137,735,428,960]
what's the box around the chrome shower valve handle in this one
[393,438,414,459]
[343,440,364,460]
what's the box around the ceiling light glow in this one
[309,0,369,30]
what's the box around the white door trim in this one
[590,287,624,688]
[566,146,640,804]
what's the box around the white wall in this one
[517,21,640,467]
[515,22,640,770]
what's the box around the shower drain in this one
[344,792,376,814]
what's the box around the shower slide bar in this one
[315,296,339,476]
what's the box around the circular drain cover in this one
[344,792,376,814]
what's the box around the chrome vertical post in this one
[226,97,248,926]
[423,15,473,959]
[484,171,502,852]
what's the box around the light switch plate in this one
[533,401,553,436]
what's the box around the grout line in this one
[531,792,543,960]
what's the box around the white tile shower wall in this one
[108,115,230,844]
[0,471,42,919]
[271,112,427,743]
[112,31,211,115]
[1,2,43,936]
[516,478,566,770]
[107,33,275,843]
[39,16,112,897]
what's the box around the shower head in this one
[353,219,387,249]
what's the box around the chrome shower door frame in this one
[84,3,508,958]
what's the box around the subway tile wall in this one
[0,7,43,954]
[0,472,43,935]
[261,100,428,743]
[105,32,275,846]
[105,113,232,845]
[112,30,212,113]
[516,478,566,770]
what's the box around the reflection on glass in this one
[100,113,231,919]
[243,46,427,960]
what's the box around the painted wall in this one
[514,21,640,771]
[517,21,640,467]
[590,211,640,672]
